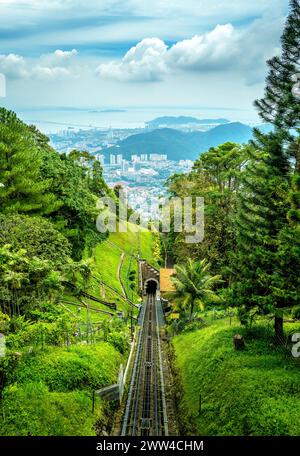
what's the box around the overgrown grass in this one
[8,343,122,391]
[173,317,300,436]
[0,343,122,436]
[120,253,138,302]
[107,221,159,268]
[1,383,99,436]
[93,241,123,294]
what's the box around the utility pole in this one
[130,310,133,341]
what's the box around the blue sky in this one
[0,0,290,119]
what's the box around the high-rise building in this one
[131,155,140,162]
[121,159,129,172]
[110,154,116,165]
[116,154,123,165]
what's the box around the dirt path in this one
[117,252,128,298]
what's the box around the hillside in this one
[87,221,159,315]
[173,317,300,436]
[102,122,253,161]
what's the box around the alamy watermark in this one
[96,190,204,244]
[292,73,300,99]
[291,333,300,358]
[0,73,6,98]
[0,333,6,358]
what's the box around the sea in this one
[14,106,259,134]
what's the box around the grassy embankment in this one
[86,221,159,316]
[173,316,300,436]
[1,344,122,436]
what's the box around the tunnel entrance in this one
[145,279,158,295]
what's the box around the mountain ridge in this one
[146,116,230,127]
[101,122,254,161]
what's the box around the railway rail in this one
[121,293,168,436]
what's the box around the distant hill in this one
[146,116,230,127]
[101,122,254,161]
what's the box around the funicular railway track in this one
[121,293,168,436]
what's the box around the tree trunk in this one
[189,301,194,321]
[233,334,245,350]
[274,316,284,344]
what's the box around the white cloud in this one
[167,24,237,71]
[41,49,78,66]
[96,38,168,82]
[0,49,78,81]
[0,53,28,78]
[54,49,77,59]
[95,18,282,83]
[31,65,73,80]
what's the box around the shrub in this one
[106,332,129,355]
[0,214,71,265]
[0,382,100,436]
[292,306,300,320]
[8,343,122,392]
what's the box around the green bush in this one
[0,341,123,436]
[6,318,77,350]
[0,382,100,436]
[106,331,129,355]
[0,214,71,265]
[8,343,122,392]
[292,306,300,320]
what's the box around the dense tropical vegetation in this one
[166,259,221,321]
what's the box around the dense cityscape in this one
[50,127,193,219]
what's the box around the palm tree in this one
[169,258,222,321]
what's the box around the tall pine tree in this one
[0,108,59,215]
[233,132,290,340]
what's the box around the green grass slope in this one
[89,222,158,313]
[0,343,122,436]
[173,318,300,436]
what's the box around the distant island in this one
[89,109,127,113]
[146,116,230,127]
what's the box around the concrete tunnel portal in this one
[145,279,158,295]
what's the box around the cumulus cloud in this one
[96,38,168,82]
[166,24,237,71]
[0,49,78,80]
[95,19,281,83]
[0,54,28,78]
[41,49,78,66]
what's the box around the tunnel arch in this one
[144,278,159,295]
